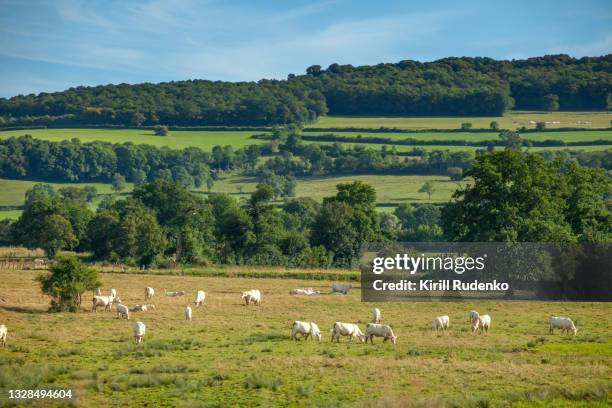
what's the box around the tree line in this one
[1,149,609,273]
[1,55,609,127]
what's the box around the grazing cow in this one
[372,308,381,324]
[194,291,206,307]
[331,322,365,343]
[165,290,186,297]
[92,294,119,312]
[433,315,450,332]
[365,323,397,344]
[291,321,322,341]
[549,316,577,336]
[471,312,491,334]
[331,283,352,294]
[116,303,129,320]
[241,289,261,306]
[289,288,320,296]
[144,287,154,300]
[133,321,146,343]
[0,325,7,347]
[184,306,192,321]
[469,310,479,322]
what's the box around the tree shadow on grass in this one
[0,305,47,314]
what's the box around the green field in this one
[310,111,612,130]
[0,174,461,220]
[0,128,268,151]
[205,174,467,205]
[0,268,609,406]
[0,179,133,207]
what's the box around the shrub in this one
[37,255,101,312]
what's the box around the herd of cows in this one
[0,284,579,347]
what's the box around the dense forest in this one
[0,55,609,127]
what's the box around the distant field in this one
[0,128,268,151]
[1,128,611,155]
[0,174,461,221]
[203,174,467,204]
[310,111,612,130]
[0,268,609,406]
[0,178,133,207]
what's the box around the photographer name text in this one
[372,279,509,291]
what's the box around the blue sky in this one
[0,0,610,97]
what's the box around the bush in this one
[37,255,101,312]
[154,125,169,136]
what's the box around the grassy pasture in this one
[310,111,612,130]
[0,174,459,221]
[200,174,468,204]
[0,128,268,151]
[0,179,133,207]
[0,268,609,406]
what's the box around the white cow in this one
[291,321,322,341]
[331,283,352,294]
[133,304,156,312]
[290,288,320,296]
[469,310,479,322]
[111,289,117,298]
[93,287,102,296]
[549,316,577,336]
[92,294,119,312]
[471,312,491,334]
[331,322,365,343]
[433,315,450,331]
[0,324,7,347]
[365,323,397,344]
[194,291,206,307]
[372,308,381,324]
[133,321,146,343]
[242,289,261,306]
[144,287,154,300]
[116,303,129,320]
[184,306,192,321]
[165,290,186,297]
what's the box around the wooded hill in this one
[0,55,609,127]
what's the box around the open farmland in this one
[0,179,133,207]
[0,268,609,407]
[0,128,268,151]
[0,174,465,221]
[309,111,612,130]
[204,174,468,204]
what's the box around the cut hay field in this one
[0,268,610,406]
[310,111,612,130]
[0,128,268,151]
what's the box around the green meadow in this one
[0,128,268,151]
[0,268,609,407]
